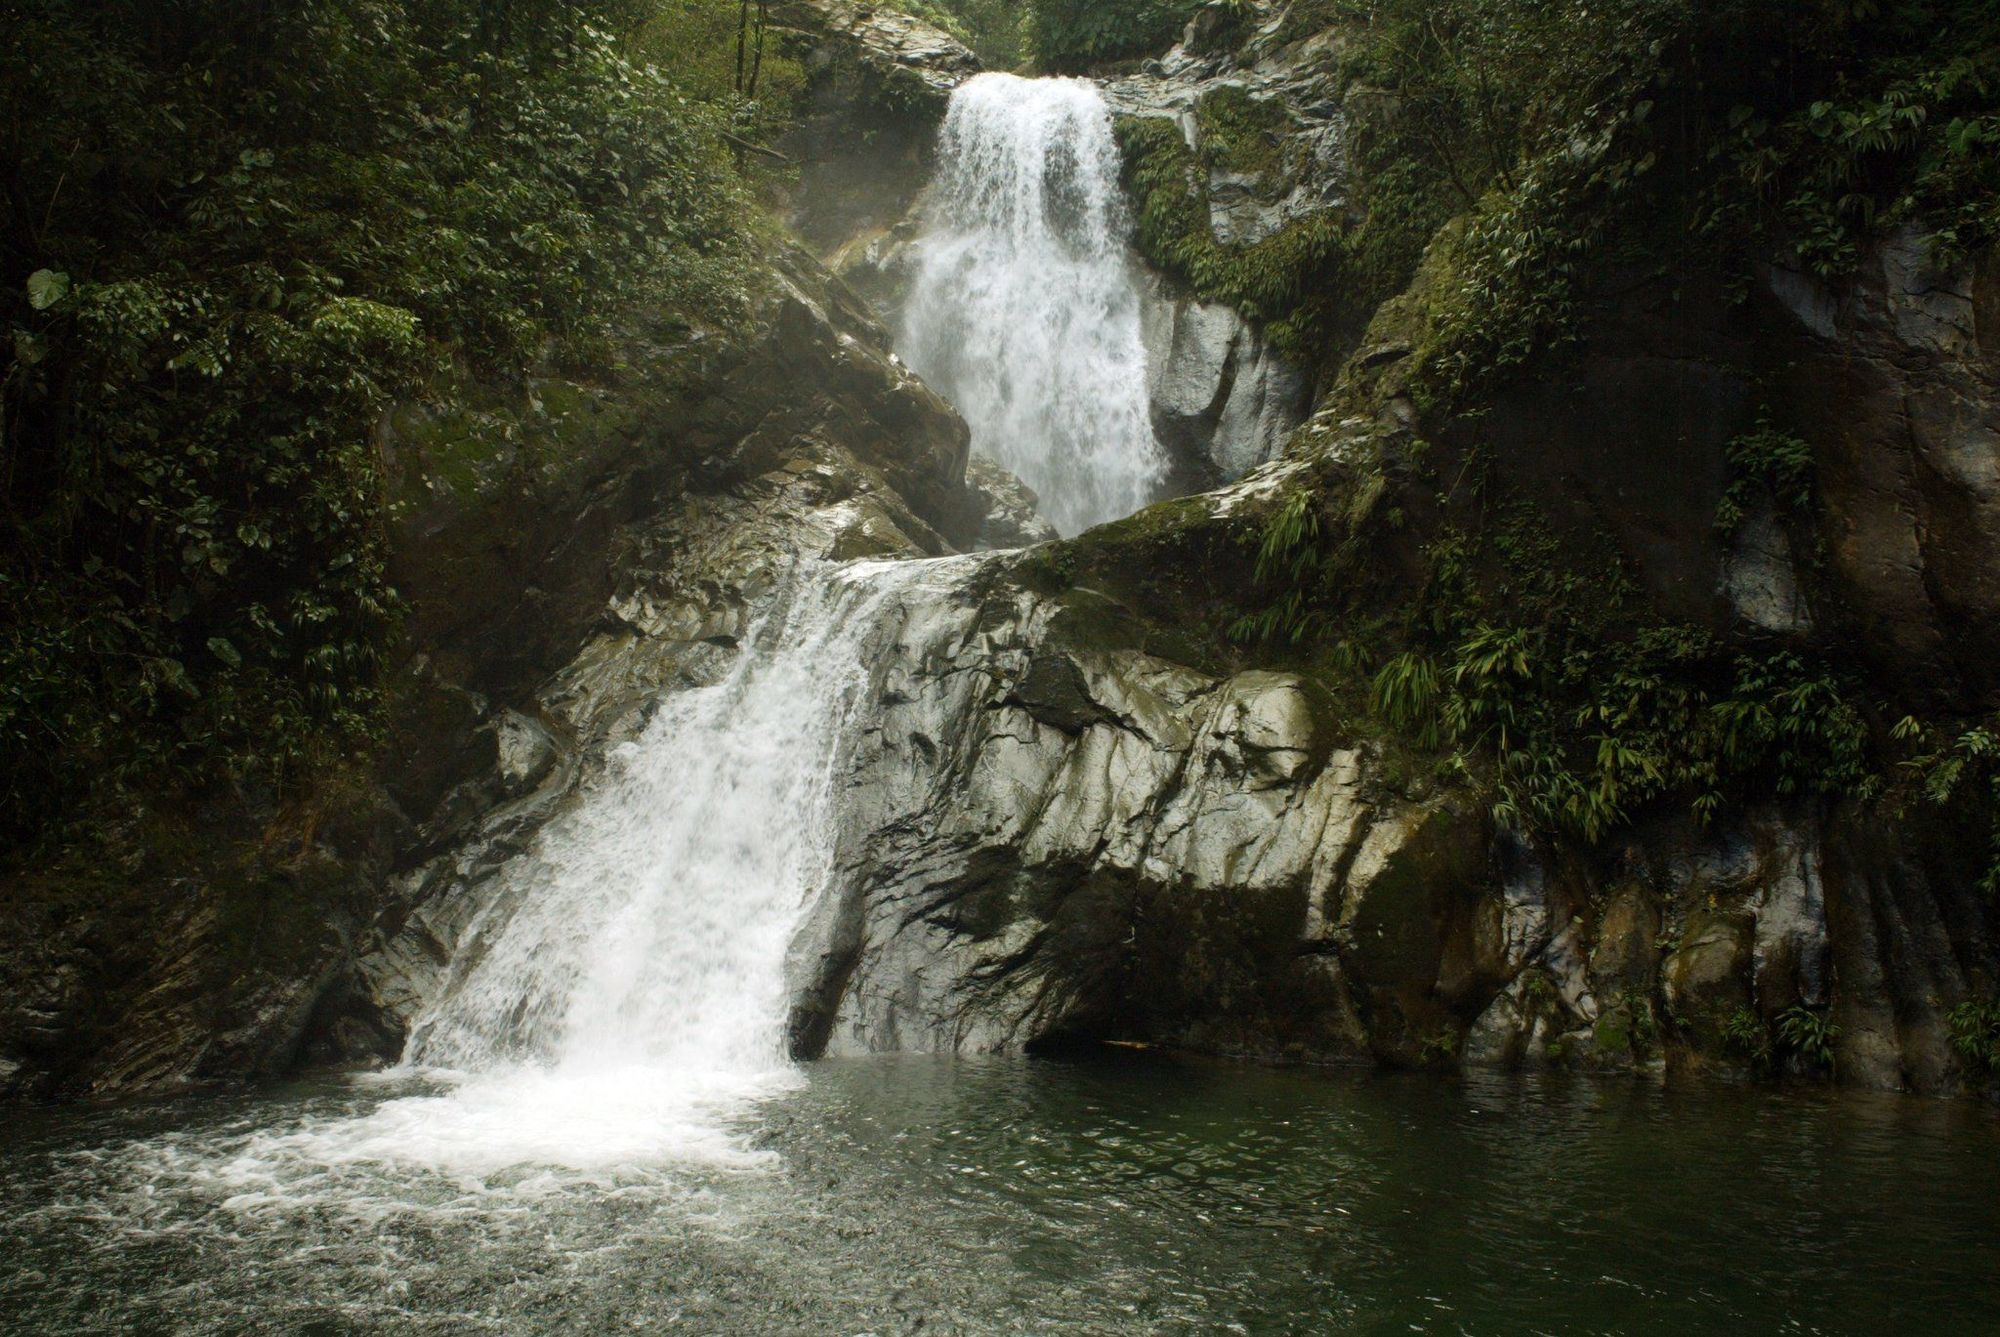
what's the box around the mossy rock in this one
[1194,85,1299,191]
[1113,113,1346,364]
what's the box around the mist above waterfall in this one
[900,73,1166,537]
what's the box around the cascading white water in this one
[406,573,866,1081]
[901,73,1166,536]
[209,561,943,1182]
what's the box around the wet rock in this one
[775,1,979,96]
[1589,882,1660,995]
[1721,508,1811,635]
[1746,820,1831,1011]
[1664,909,1756,1037]
[773,1,978,257]
[494,711,558,796]
[1139,283,1311,484]
[965,454,1060,550]
[1765,227,2000,707]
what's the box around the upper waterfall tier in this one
[900,73,1167,537]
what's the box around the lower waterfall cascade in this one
[899,73,1167,536]
[237,560,958,1178]
[403,567,889,1081]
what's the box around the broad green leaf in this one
[26,269,69,311]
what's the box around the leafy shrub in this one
[632,0,808,138]
[1194,85,1295,186]
[1229,489,1329,645]
[1386,615,1874,844]
[1243,494,1873,845]
[1721,1007,1772,1066]
[1947,999,2000,1075]
[1373,652,1443,751]
[1699,23,2000,276]
[1775,1004,1839,1072]
[1715,416,1817,536]
[1892,715,2000,898]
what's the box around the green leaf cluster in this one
[1891,714,2000,897]
[1774,1003,1840,1071]
[1233,480,1873,844]
[1371,623,1872,844]
[1328,0,2000,409]
[1715,417,1817,537]
[1947,998,2000,1076]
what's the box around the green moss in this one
[1016,543,1080,594]
[1115,114,1344,365]
[1591,991,1657,1062]
[1194,85,1295,187]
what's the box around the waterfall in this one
[253,562,937,1178]
[900,73,1166,536]
[405,571,886,1081]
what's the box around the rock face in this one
[319,414,1994,1096]
[1140,278,1312,485]
[965,454,1061,550]
[1099,10,1350,245]
[0,802,399,1100]
[772,1,980,259]
[1765,234,2000,709]
[1363,222,2000,722]
[788,564,1469,1061]
[785,558,1991,1090]
[1098,3,1349,482]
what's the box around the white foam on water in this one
[901,73,1167,536]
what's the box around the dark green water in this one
[2,1056,1996,1334]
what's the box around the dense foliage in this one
[898,0,1027,69]
[1238,487,1876,844]
[1949,997,2000,1076]
[0,0,763,845]
[1328,0,2000,406]
[1024,0,1199,72]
